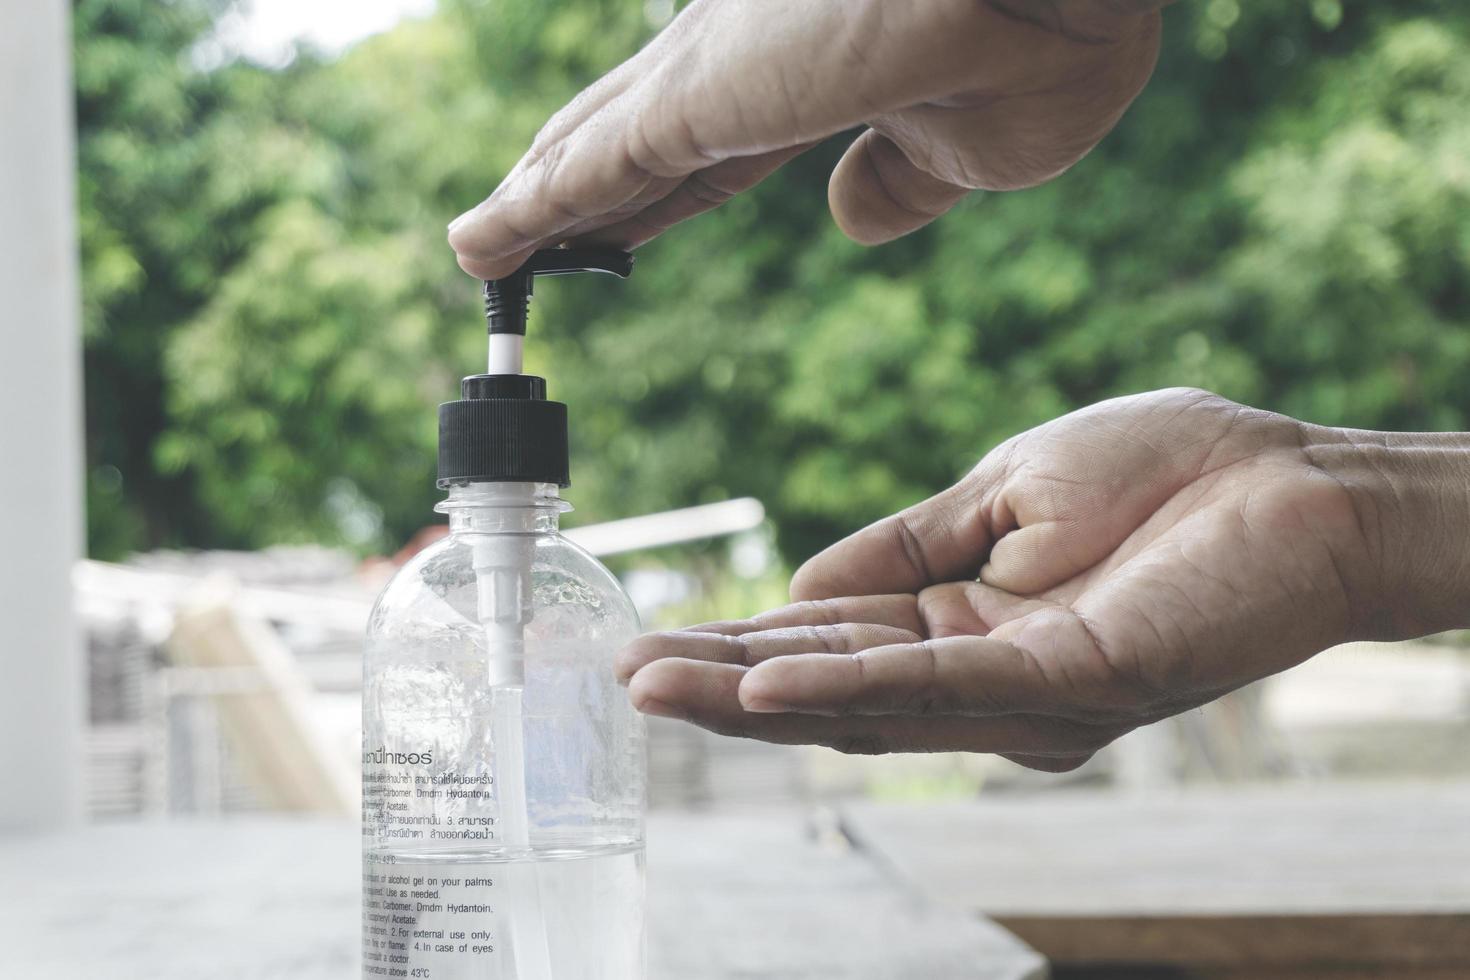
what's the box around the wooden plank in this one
[1188,970,1470,980]
[1000,913,1470,970]
[1054,967,1470,980]
[166,583,357,815]
[842,784,1470,971]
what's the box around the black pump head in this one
[440,247,635,488]
[483,247,635,336]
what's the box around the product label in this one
[362,747,508,978]
[362,853,503,977]
[363,757,500,845]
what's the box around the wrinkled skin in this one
[615,389,1470,770]
[443,3,1470,769]
[448,0,1166,278]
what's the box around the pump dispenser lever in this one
[482,247,633,376]
[483,247,635,337]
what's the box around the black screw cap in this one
[437,374,569,488]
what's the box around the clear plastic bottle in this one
[362,480,646,979]
[362,247,645,979]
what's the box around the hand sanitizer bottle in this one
[361,249,646,979]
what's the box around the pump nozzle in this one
[482,247,633,375]
[483,247,635,337]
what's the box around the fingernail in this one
[742,698,795,714]
[637,698,685,720]
[447,212,470,233]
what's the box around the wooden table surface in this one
[844,782,1470,979]
[0,809,1045,980]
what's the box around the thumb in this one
[790,472,997,602]
[828,129,970,246]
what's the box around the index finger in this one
[628,657,1118,758]
[789,468,1000,601]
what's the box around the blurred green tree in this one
[78,1,1470,565]
[76,0,232,556]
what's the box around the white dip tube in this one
[471,482,553,980]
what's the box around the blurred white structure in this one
[0,0,85,831]
[75,498,772,816]
[564,498,765,556]
[196,0,436,69]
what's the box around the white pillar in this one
[0,0,85,831]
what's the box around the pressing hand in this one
[449,0,1165,279]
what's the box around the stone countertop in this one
[0,809,1046,980]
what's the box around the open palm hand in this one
[615,388,1414,770]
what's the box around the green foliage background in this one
[77,0,1470,563]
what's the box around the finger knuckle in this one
[1065,613,1165,721]
[625,93,708,178]
[809,625,850,656]
[681,171,736,207]
[806,599,841,627]
[536,147,605,225]
[889,512,937,587]
[895,640,949,717]
[719,632,756,666]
